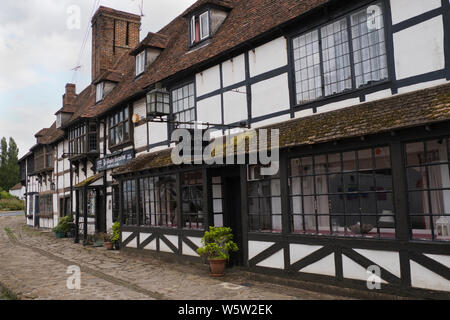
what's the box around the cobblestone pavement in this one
[0,215,349,300]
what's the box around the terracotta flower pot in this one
[105,242,113,250]
[209,259,227,277]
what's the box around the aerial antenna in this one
[132,0,145,17]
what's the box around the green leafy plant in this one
[111,222,120,243]
[52,215,74,234]
[197,227,239,260]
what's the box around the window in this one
[109,107,130,147]
[96,82,104,103]
[34,147,45,171]
[122,179,137,226]
[139,175,177,228]
[135,51,145,76]
[292,2,388,104]
[289,147,395,238]
[405,137,450,241]
[248,165,282,233]
[69,123,86,156]
[212,177,224,227]
[87,190,96,218]
[69,122,98,156]
[112,185,120,223]
[182,171,204,229]
[39,195,53,216]
[190,11,209,45]
[171,83,196,129]
[45,147,53,169]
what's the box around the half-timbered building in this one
[20,0,450,297]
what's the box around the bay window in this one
[69,121,98,157]
[182,171,204,229]
[289,146,396,238]
[406,137,450,241]
[139,175,177,228]
[292,2,388,104]
[248,165,282,233]
[109,106,130,147]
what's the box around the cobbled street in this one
[0,214,351,300]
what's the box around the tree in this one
[0,137,20,191]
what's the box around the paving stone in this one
[0,215,347,300]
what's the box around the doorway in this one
[221,171,243,267]
[95,188,106,233]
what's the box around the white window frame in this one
[95,82,104,103]
[135,51,146,76]
[190,16,196,45]
[199,11,210,40]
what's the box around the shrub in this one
[197,227,239,260]
[52,215,74,234]
[0,198,25,211]
[111,222,120,243]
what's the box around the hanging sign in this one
[96,149,135,171]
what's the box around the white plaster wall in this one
[249,37,288,77]
[134,125,147,150]
[410,261,450,292]
[394,16,445,80]
[149,122,168,145]
[223,87,248,124]
[133,98,146,119]
[196,65,221,97]
[354,249,401,278]
[252,115,291,129]
[251,74,290,118]
[248,241,275,260]
[222,54,246,87]
[197,95,222,125]
[300,254,335,277]
[256,249,285,269]
[316,98,360,114]
[398,78,448,94]
[365,89,392,102]
[290,244,324,264]
[390,0,442,25]
[182,236,202,256]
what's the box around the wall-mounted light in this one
[146,88,170,117]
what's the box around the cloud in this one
[0,0,196,157]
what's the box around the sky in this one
[0,0,197,158]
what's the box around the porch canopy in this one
[74,173,104,189]
[112,83,450,178]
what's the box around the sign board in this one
[96,149,135,172]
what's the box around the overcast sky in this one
[0,0,196,158]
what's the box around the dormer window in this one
[190,11,210,46]
[95,82,104,103]
[135,51,146,76]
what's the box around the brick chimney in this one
[91,6,141,82]
[63,83,77,107]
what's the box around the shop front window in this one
[406,137,450,241]
[289,146,396,238]
[248,165,282,233]
[139,175,177,228]
[182,171,204,229]
[122,180,137,226]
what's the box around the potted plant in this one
[52,215,74,238]
[104,233,114,250]
[197,227,239,277]
[93,233,105,247]
[111,222,121,250]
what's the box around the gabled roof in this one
[181,0,234,17]
[113,83,450,176]
[10,183,23,191]
[129,32,169,56]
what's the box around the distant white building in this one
[9,183,25,200]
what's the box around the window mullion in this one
[318,28,326,102]
[346,15,357,91]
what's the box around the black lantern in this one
[146,88,170,117]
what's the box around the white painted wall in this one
[196,65,221,97]
[222,54,246,87]
[390,0,442,25]
[393,16,445,80]
[251,73,290,118]
[249,37,288,77]
[197,95,222,125]
[223,87,247,124]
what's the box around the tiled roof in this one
[10,183,23,191]
[68,0,330,122]
[181,0,234,17]
[36,122,65,145]
[113,83,450,176]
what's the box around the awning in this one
[74,173,104,189]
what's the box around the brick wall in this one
[91,7,141,81]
